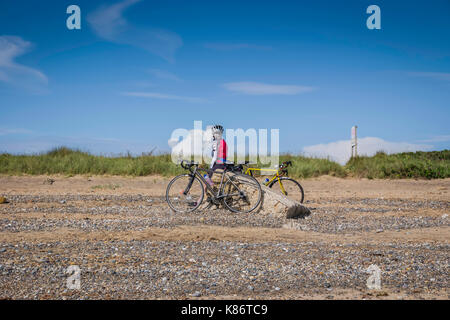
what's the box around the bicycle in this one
[166,160,262,213]
[236,160,305,203]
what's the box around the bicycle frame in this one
[243,167,288,194]
[186,165,243,200]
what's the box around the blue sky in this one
[0,0,449,162]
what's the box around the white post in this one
[351,125,358,158]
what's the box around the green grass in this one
[0,147,184,177]
[345,150,450,179]
[0,147,448,179]
[279,154,347,178]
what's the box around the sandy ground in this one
[1,174,449,200]
[0,175,448,300]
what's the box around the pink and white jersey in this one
[216,139,227,164]
[211,138,227,167]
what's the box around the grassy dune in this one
[278,155,346,178]
[0,147,184,177]
[0,147,448,179]
[346,150,450,179]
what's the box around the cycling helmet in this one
[211,124,224,134]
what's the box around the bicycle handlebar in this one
[280,161,292,168]
[180,160,199,170]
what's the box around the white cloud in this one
[222,81,314,95]
[204,43,272,51]
[408,72,450,81]
[122,91,208,103]
[302,137,433,165]
[87,0,182,62]
[0,35,48,90]
[148,69,181,81]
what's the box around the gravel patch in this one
[0,241,448,299]
[0,192,448,299]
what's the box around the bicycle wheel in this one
[166,174,204,212]
[269,177,304,203]
[223,173,262,213]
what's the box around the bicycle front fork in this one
[183,174,195,195]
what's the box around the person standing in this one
[208,124,227,179]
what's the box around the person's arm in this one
[210,140,217,168]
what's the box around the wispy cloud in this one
[0,133,157,155]
[417,135,450,143]
[0,35,48,91]
[223,81,314,95]
[87,0,139,40]
[133,81,155,88]
[204,43,272,51]
[87,0,183,63]
[122,91,209,103]
[148,69,181,81]
[408,72,450,81]
[0,127,33,135]
[302,137,432,165]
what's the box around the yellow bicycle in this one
[238,161,305,203]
